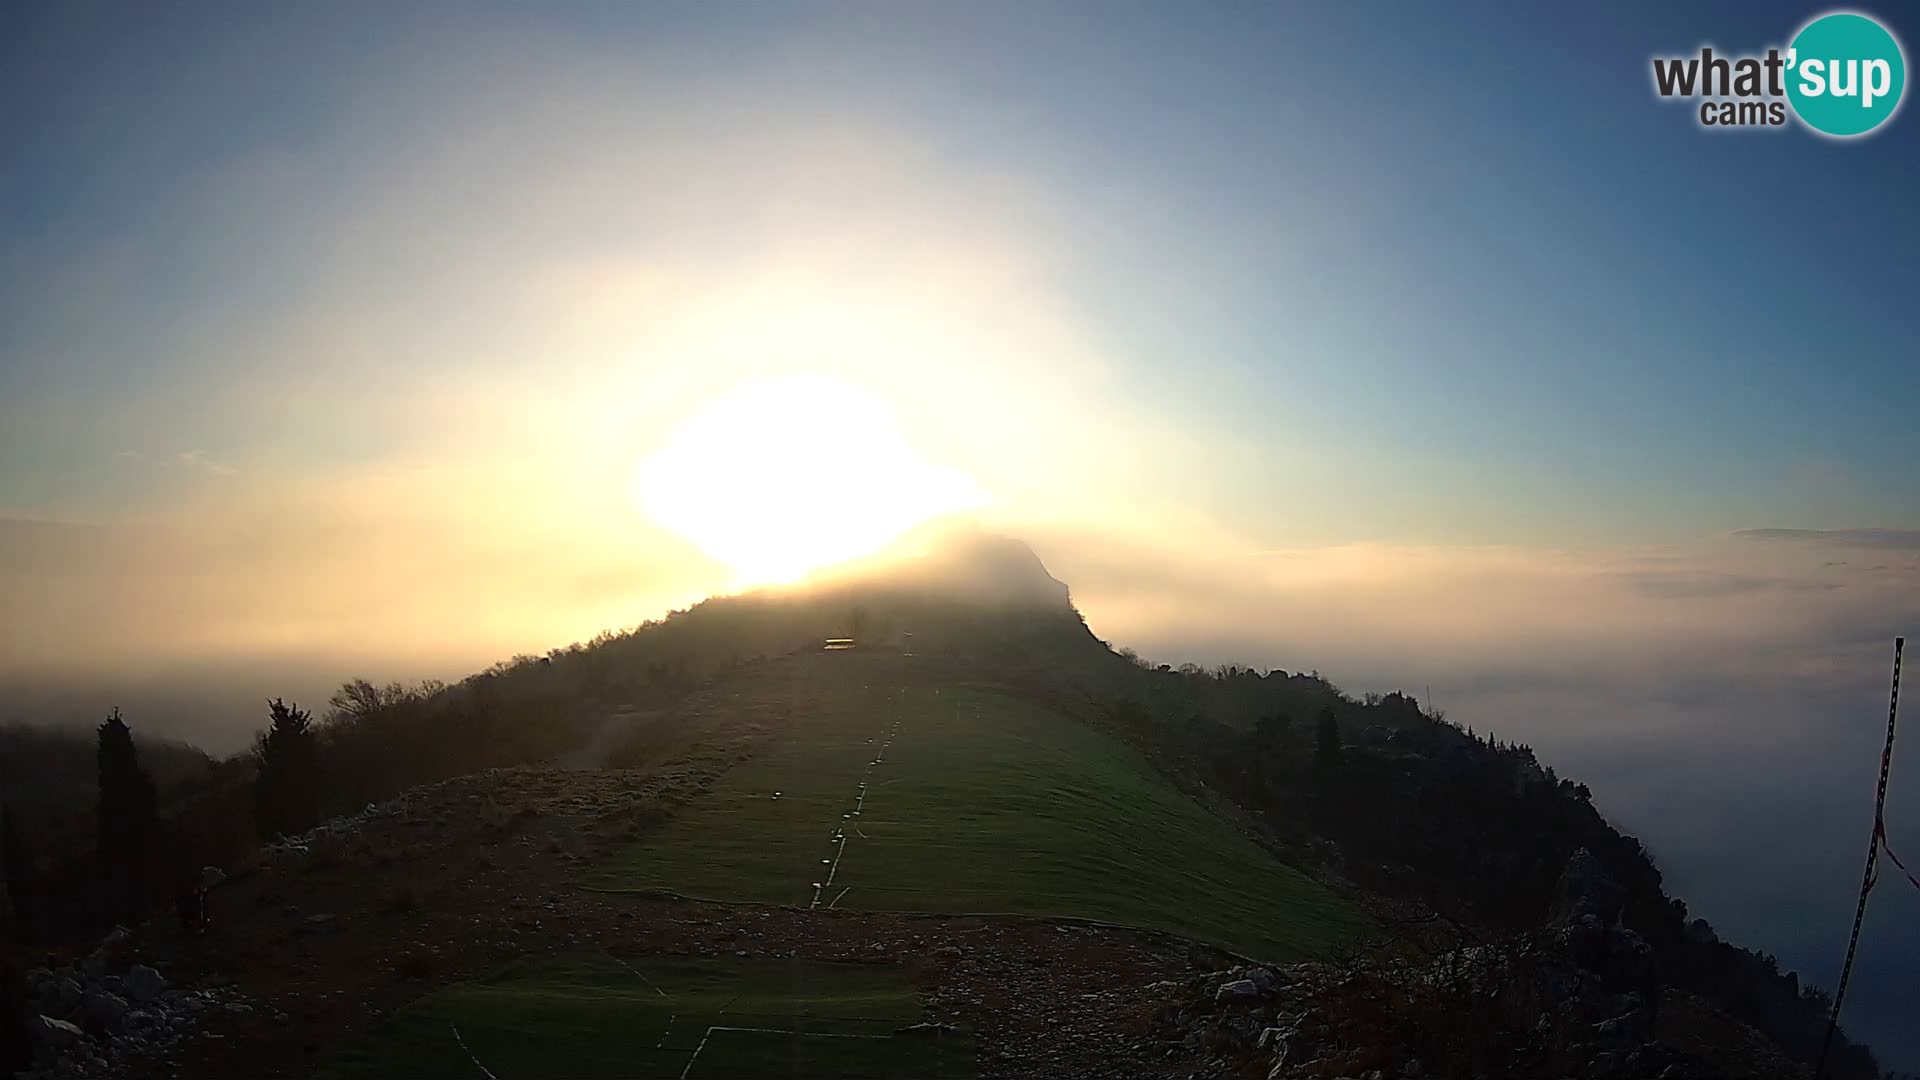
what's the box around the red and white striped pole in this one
[1815,636,1902,1080]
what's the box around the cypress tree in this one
[0,803,25,934]
[96,708,158,913]
[254,698,319,839]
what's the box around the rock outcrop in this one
[14,927,251,1080]
[1149,851,1803,1080]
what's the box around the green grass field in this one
[589,672,1369,960]
[321,953,975,1079]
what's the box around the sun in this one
[636,375,984,585]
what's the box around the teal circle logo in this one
[1786,12,1907,137]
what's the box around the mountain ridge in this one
[0,530,1888,1079]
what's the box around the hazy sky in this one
[4,1,1919,1066]
[8,2,1918,547]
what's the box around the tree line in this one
[0,586,907,950]
[0,675,599,952]
[1083,664,1885,1080]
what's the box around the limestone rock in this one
[1215,978,1259,1002]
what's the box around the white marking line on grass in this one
[450,1023,501,1080]
[605,951,672,999]
[810,711,904,909]
[678,1029,714,1080]
[715,1025,889,1038]
[819,820,851,896]
[830,886,851,909]
[596,948,679,1049]
[680,1023,893,1077]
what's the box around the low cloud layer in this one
[1033,520,1919,1068]
[1035,524,1914,701]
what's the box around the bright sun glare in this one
[636,376,985,586]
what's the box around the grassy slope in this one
[589,668,1368,960]
[322,953,974,1080]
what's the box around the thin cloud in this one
[1736,528,1920,551]
[113,447,237,476]
[176,449,238,476]
[1614,571,1781,599]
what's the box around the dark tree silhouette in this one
[0,948,27,1075]
[96,708,158,914]
[1,803,31,936]
[254,698,319,839]
[1,807,35,1076]
[97,709,159,849]
[1313,707,1344,774]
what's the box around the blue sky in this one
[4,1,1920,1067]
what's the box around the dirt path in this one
[551,705,654,770]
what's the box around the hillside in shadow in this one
[0,526,1886,1079]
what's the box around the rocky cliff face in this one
[889,530,1074,611]
[791,523,1075,613]
[1149,849,1808,1080]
